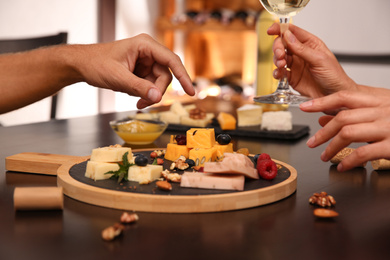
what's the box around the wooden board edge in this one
[57,158,297,213]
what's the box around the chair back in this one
[0,32,67,54]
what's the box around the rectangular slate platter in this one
[166,121,310,140]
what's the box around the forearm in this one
[0,45,82,114]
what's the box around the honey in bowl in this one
[110,119,168,145]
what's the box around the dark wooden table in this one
[1,98,390,260]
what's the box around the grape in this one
[216,134,231,145]
[175,135,187,145]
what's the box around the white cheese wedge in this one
[128,165,163,184]
[180,116,212,127]
[159,111,181,124]
[261,111,292,131]
[133,112,160,121]
[180,172,245,191]
[170,101,189,117]
[85,161,118,181]
[184,104,197,112]
[90,146,133,163]
[236,104,263,127]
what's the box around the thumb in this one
[125,72,162,104]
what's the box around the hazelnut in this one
[120,212,139,224]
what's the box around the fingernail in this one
[284,30,296,43]
[300,100,313,109]
[337,163,343,172]
[321,151,328,162]
[306,135,316,147]
[147,88,160,102]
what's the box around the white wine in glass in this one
[254,0,311,105]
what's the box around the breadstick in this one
[371,159,390,170]
[330,147,366,167]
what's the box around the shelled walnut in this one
[309,191,336,208]
[189,108,206,119]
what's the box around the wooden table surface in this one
[1,97,390,260]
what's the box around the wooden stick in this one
[14,187,63,211]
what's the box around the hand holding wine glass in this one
[268,23,357,100]
[254,0,311,104]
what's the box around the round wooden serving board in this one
[6,150,297,213]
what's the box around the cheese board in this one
[6,150,297,213]
[166,121,310,140]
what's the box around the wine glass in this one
[254,0,311,104]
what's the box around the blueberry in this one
[135,154,148,166]
[253,154,260,168]
[185,159,195,168]
[217,134,231,145]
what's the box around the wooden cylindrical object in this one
[14,187,64,211]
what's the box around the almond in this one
[313,208,339,218]
[156,180,172,191]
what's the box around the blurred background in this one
[0,0,389,126]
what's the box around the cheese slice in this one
[128,165,163,184]
[236,104,263,127]
[159,111,181,124]
[85,161,118,181]
[261,111,292,131]
[180,116,211,127]
[90,146,133,163]
[170,101,189,116]
[180,172,245,191]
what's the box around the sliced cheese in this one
[128,165,163,184]
[236,104,263,127]
[85,161,118,181]
[159,111,181,124]
[180,172,245,191]
[261,111,292,131]
[90,146,133,163]
[180,116,211,127]
[170,101,189,117]
[133,112,160,121]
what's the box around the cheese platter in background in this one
[130,101,309,140]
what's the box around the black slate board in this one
[69,151,291,196]
[166,122,310,140]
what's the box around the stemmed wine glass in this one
[254,0,311,104]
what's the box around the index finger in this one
[144,39,195,96]
[300,90,380,113]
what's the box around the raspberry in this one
[257,153,271,162]
[257,159,277,180]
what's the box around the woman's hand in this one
[300,90,390,171]
[268,23,357,99]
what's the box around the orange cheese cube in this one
[217,112,237,130]
[214,143,234,161]
[165,143,190,161]
[186,128,215,149]
[189,147,217,167]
